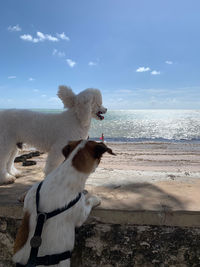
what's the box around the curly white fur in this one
[0,86,107,185]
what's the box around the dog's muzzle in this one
[96,107,107,120]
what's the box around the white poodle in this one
[0,85,107,185]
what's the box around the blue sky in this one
[0,0,200,109]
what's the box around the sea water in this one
[89,110,200,143]
[32,109,200,143]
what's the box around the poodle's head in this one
[57,86,107,126]
[76,88,107,121]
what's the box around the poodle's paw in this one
[10,168,22,178]
[0,173,16,185]
[87,195,101,208]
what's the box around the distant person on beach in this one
[100,133,104,142]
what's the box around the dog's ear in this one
[57,85,76,109]
[94,142,116,159]
[62,144,72,159]
[62,140,82,159]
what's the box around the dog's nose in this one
[104,108,107,113]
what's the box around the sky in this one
[0,0,200,110]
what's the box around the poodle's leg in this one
[0,140,16,185]
[7,147,21,178]
[44,147,64,176]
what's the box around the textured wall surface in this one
[1,217,200,267]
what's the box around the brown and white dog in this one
[13,140,115,267]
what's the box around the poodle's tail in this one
[57,85,76,108]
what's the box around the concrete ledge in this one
[92,209,200,227]
[0,206,22,219]
[1,205,200,228]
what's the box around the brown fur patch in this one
[62,140,82,159]
[72,142,97,173]
[72,141,115,173]
[14,211,30,254]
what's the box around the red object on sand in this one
[100,134,104,142]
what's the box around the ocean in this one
[35,109,200,143]
[90,110,200,143]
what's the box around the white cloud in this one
[56,32,70,41]
[43,33,58,42]
[20,31,70,44]
[151,70,161,75]
[52,49,65,57]
[88,61,97,66]
[8,24,21,32]
[20,34,38,43]
[165,60,173,65]
[36,31,45,41]
[136,67,150,72]
[8,76,16,79]
[33,89,39,92]
[29,77,35,81]
[20,31,59,43]
[66,59,76,68]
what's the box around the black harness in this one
[16,181,82,267]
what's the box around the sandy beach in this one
[2,141,200,188]
[1,141,200,222]
[15,141,200,184]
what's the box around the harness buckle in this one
[30,213,47,248]
[30,236,42,248]
[37,212,47,222]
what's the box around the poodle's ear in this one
[57,85,76,109]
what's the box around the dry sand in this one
[89,142,200,185]
[1,142,200,223]
[16,141,200,185]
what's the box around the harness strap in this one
[36,181,43,214]
[44,192,82,219]
[36,251,72,265]
[16,264,25,267]
[28,213,46,265]
[16,251,72,267]
[36,181,82,220]
[16,181,81,267]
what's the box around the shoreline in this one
[90,138,200,144]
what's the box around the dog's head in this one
[57,86,107,126]
[62,140,115,174]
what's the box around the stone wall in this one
[0,217,20,267]
[1,216,200,267]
